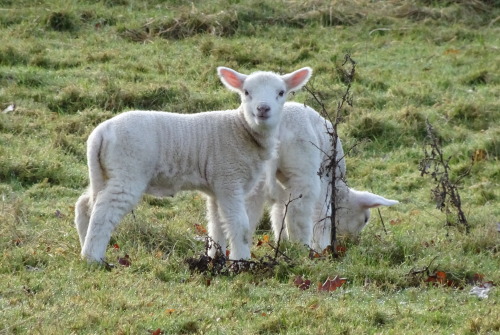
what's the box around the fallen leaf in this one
[335,245,347,255]
[113,243,120,249]
[165,309,176,315]
[194,224,207,235]
[468,273,485,285]
[318,275,346,292]
[293,275,312,290]
[118,254,131,267]
[308,249,322,259]
[444,49,460,55]
[257,235,270,246]
[390,218,402,225]
[150,328,164,335]
[436,271,447,283]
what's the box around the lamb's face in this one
[335,189,399,238]
[240,73,288,130]
[336,205,371,238]
[217,67,312,132]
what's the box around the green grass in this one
[1,0,499,334]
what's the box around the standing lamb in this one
[227,102,399,252]
[74,66,312,263]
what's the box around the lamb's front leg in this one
[216,195,252,260]
[206,196,227,258]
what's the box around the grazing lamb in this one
[74,66,312,262]
[231,102,399,252]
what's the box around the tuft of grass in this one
[46,11,79,32]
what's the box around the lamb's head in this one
[336,189,399,238]
[218,67,312,131]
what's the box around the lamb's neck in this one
[237,109,279,160]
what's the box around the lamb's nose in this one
[257,105,270,116]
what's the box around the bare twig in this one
[304,54,356,257]
[376,208,388,235]
[407,255,439,277]
[418,119,470,233]
[275,193,302,260]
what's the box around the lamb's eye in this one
[278,90,285,97]
[244,90,250,96]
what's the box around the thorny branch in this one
[418,119,470,233]
[304,54,356,257]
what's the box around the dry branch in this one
[304,54,356,257]
[418,119,470,233]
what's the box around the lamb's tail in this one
[86,127,107,201]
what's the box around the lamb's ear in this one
[351,190,399,209]
[282,67,313,92]
[218,67,247,92]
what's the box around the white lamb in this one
[230,102,399,252]
[74,66,312,262]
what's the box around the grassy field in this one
[1,0,499,334]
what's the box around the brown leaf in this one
[150,329,164,335]
[436,271,447,283]
[335,245,347,255]
[389,218,402,225]
[318,275,347,292]
[467,273,487,286]
[425,271,460,287]
[118,254,131,267]
[293,276,311,290]
[308,249,322,259]
[194,224,207,235]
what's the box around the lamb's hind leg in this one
[81,180,145,263]
[75,190,92,248]
[277,177,320,248]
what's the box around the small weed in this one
[46,11,78,32]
